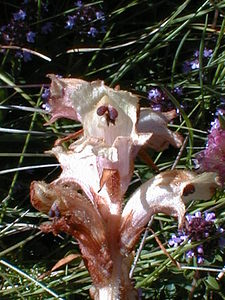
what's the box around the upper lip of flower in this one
[45,75,155,201]
[46,74,153,146]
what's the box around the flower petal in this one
[120,170,220,254]
[30,179,113,284]
[137,108,183,151]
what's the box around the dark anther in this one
[108,105,118,121]
[96,104,118,125]
[97,105,108,116]
[182,183,195,197]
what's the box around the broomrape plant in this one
[30,75,220,300]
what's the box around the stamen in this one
[108,105,118,121]
[97,105,108,116]
[96,104,118,125]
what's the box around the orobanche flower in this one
[30,75,220,300]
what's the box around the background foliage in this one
[0,0,225,299]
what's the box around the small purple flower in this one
[65,15,76,30]
[197,245,204,254]
[197,256,204,264]
[41,88,50,100]
[147,87,175,112]
[96,11,105,22]
[41,22,53,34]
[148,88,162,102]
[205,212,216,222]
[75,0,83,7]
[42,102,51,112]
[13,9,26,21]
[194,50,199,58]
[186,250,194,258]
[41,88,51,112]
[193,48,212,58]
[173,86,183,96]
[168,233,187,247]
[190,59,199,70]
[26,31,36,43]
[88,26,98,37]
[217,105,225,117]
[183,48,212,74]
[203,48,213,58]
